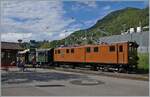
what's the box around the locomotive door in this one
[117,44,124,64]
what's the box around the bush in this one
[138,53,149,70]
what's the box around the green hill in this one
[40,7,149,48]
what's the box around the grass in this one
[137,53,149,70]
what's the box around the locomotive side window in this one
[94,47,99,52]
[58,50,60,54]
[119,45,123,52]
[55,50,57,54]
[66,49,69,53]
[109,46,115,52]
[86,47,91,53]
[71,49,74,53]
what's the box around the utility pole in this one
[64,30,67,46]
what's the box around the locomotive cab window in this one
[119,45,123,52]
[109,46,115,52]
[71,49,74,53]
[86,47,91,53]
[66,49,69,53]
[94,47,99,52]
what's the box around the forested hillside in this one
[40,7,149,48]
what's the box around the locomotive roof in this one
[108,41,129,44]
[55,41,129,49]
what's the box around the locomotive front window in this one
[94,47,98,52]
[109,46,115,52]
[86,47,91,53]
[66,49,69,53]
[119,45,123,52]
[71,49,74,53]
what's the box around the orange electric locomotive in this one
[53,41,139,72]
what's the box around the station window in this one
[66,49,69,53]
[86,47,91,53]
[109,46,115,52]
[71,49,74,53]
[55,50,57,54]
[58,50,60,54]
[119,45,123,52]
[94,47,99,52]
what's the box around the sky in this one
[0,0,149,42]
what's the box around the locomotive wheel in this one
[118,68,127,73]
[56,63,60,67]
[71,65,76,69]
[103,67,109,72]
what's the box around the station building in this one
[1,42,23,67]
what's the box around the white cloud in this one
[77,1,97,8]
[102,5,111,10]
[1,0,75,42]
[1,32,32,42]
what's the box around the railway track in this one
[52,67,149,81]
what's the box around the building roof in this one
[1,42,23,50]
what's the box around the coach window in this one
[71,49,74,53]
[8,52,11,58]
[94,47,99,52]
[109,46,115,52]
[66,49,69,53]
[58,50,60,54]
[119,45,123,52]
[86,47,91,53]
